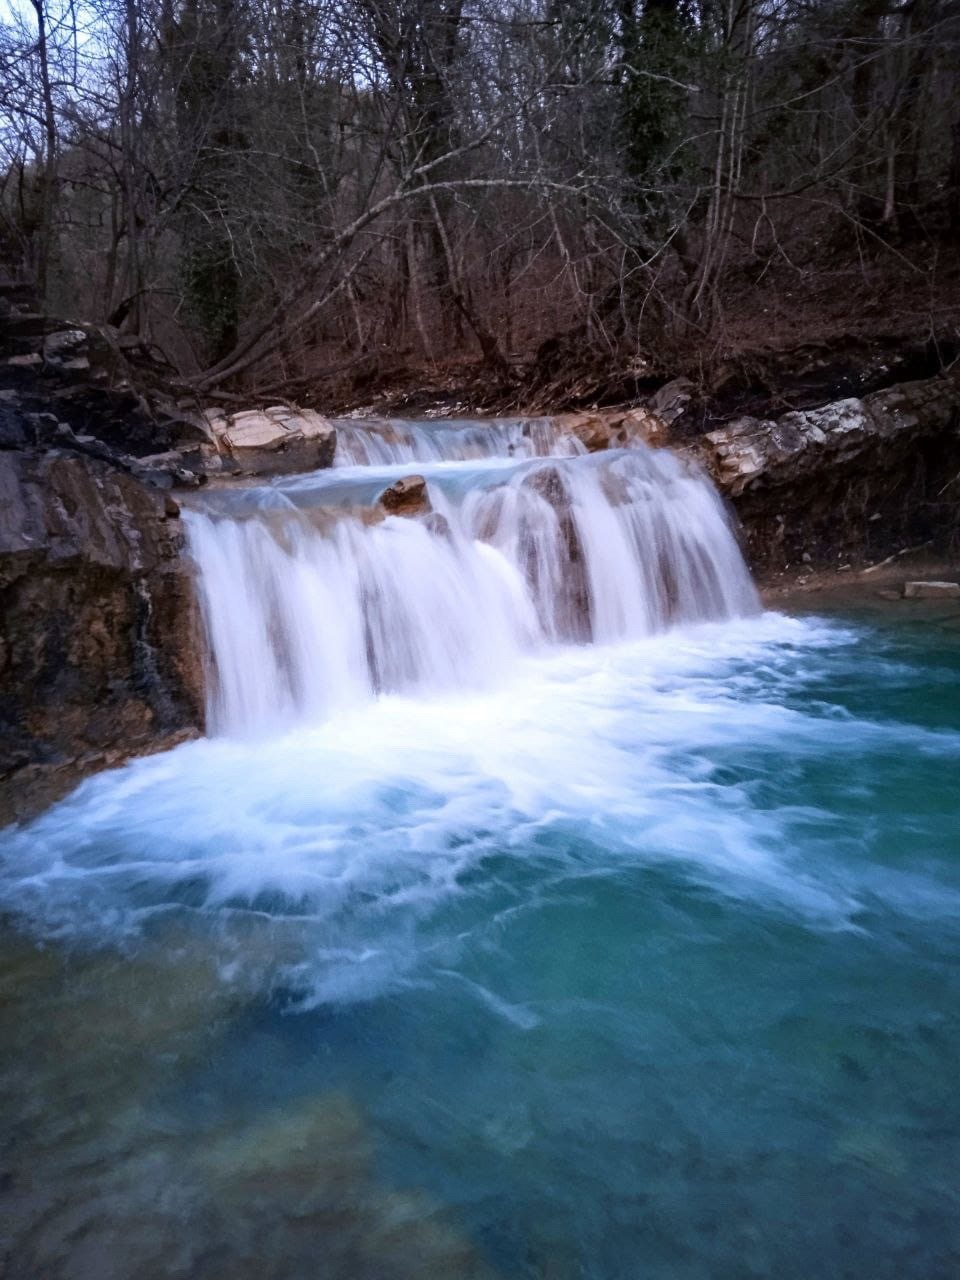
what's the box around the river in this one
[1,419,957,1278]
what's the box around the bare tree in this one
[1,0,956,390]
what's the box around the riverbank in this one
[758,550,960,612]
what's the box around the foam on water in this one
[3,609,958,1015]
[3,421,958,1006]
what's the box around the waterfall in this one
[185,432,759,735]
[333,416,584,466]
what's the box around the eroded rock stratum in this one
[0,448,203,824]
[697,369,960,573]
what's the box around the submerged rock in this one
[196,1093,500,1280]
[424,511,451,537]
[519,464,591,639]
[523,462,569,509]
[378,473,432,517]
[903,580,960,599]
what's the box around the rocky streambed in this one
[1,279,958,819]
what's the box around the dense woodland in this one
[1,0,959,399]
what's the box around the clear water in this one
[1,605,958,1278]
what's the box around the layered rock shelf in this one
[0,447,203,823]
[0,276,205,822]
[203,406,337,475]
[697,369,960,573]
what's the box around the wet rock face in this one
[0,273,206,822]
[554,407,666,453]
[520,464,591,640]
[377,474,431,517]
[698,370,960,572]
[0,448,204,824]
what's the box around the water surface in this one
[1,608,958,1279]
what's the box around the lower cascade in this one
[185,442,759,734]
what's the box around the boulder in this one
[215,406,336,475]
[555,412,615,453]
[222,409,292,451]
[555,407,665,453]
[903,580,960,599]
[202,406,230,436]
[42,328,87,363]
[650,377,695,423]
[377,474,431,517]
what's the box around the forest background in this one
[1,0,958,405]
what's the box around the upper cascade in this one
[185,426,759,736]
[333,417,584,466]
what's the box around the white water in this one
[333,416,584,466]
[5,418,958,998]
[186,433,759,735]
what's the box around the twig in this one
[860,541,933,574]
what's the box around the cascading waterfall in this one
[186,427,759,735]
[5,417,959,1280]
[333,416,584,466]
